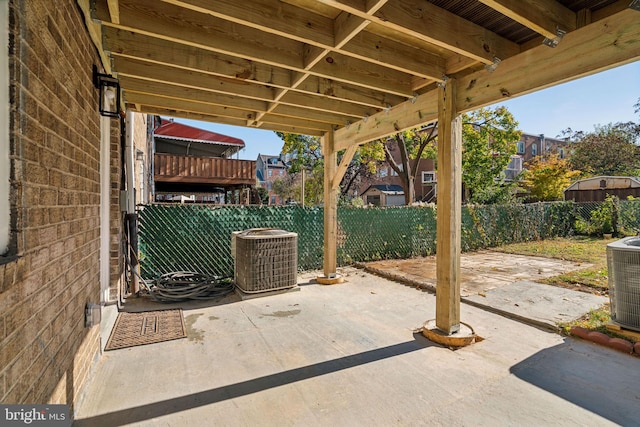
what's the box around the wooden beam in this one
[322,131,338,277]
[119,76,269,113]
[256,114,334,132]
[341,30,445,80]
[335,8,640,149]
[457,8,640,112]
[119,75,368,126]
[334,93,438,150]
[106,0,120,24]
[132,105,324,136]
[478,0,576,40]
[435,78,462,335]
[96,0,416,97]
[279,91,375,119]
[166,0,443,80]
[104,28,405,109]
[123,91,259,121]
[319,0,519,64]
[76,0,112,74]
[332,145,358,190]
[113,56,277,102]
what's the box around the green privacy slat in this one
[137,202,582,281]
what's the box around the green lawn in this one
[493,236,614,293]
[493,236,634,341]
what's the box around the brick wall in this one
[0,0,120,410]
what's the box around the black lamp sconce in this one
[93,65,121,118]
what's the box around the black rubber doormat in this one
[105,309,187,351]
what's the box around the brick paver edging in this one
[570,326,639,356]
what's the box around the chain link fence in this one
[618,199,640,235]
[137,201,588,280]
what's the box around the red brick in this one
[608,338,634,354]
[570,326,589,339]
[586,331,610,346]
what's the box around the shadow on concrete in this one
[73,333,434,426]
[509,339,639,426]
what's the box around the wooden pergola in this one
[79,0,640,334]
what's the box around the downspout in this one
[125,110,139,295]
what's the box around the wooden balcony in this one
[154,153,256,186]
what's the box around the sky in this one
[175,60,640,160]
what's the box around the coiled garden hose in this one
[148,271,235,302]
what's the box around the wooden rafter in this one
[334,7,640,150]
[82,0,639,137]
[478,0,576,40]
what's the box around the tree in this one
[276,132,384,205]
[461,106,521,203]
[520,154,580,202]
[381,125,438,204]
[255,186,269,204]
[271,175,295,204]
[339,141,385,197]
[565,123,640,177]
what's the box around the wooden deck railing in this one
[154,153,256,186]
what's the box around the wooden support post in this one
[322,130,338,279]
[435,79,462,334]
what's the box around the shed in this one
[564,176,640,202]
[361,184,405,206]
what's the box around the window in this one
[279,169,284,176]
[366,195,381,206]
[270,195,277,205]
[422,171,436,184]
[379,168,388,178]
[507,156,523,171]
[559,148,565,159]
[1,0,10,255]
[268,169,272,177]
[516,141,525,154]
[531,143,537,156]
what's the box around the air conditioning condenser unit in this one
[232,228,298,294]
[607,236,640,331]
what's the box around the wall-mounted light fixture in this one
[93,65,121,118]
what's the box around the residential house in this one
[256,154,289,205]
[361,184,406,206]
[357,141,437,204]
[506,133,571,182]
[361,132,570,201]
[153,119,256,204]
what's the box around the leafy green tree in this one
[276,133,384,205]
[255,186,269,204]
[565,123,640,177]
[271,176,294,204]
[461,106,521,203]
[520,154,580,202]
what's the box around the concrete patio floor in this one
[74,266,638,426]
